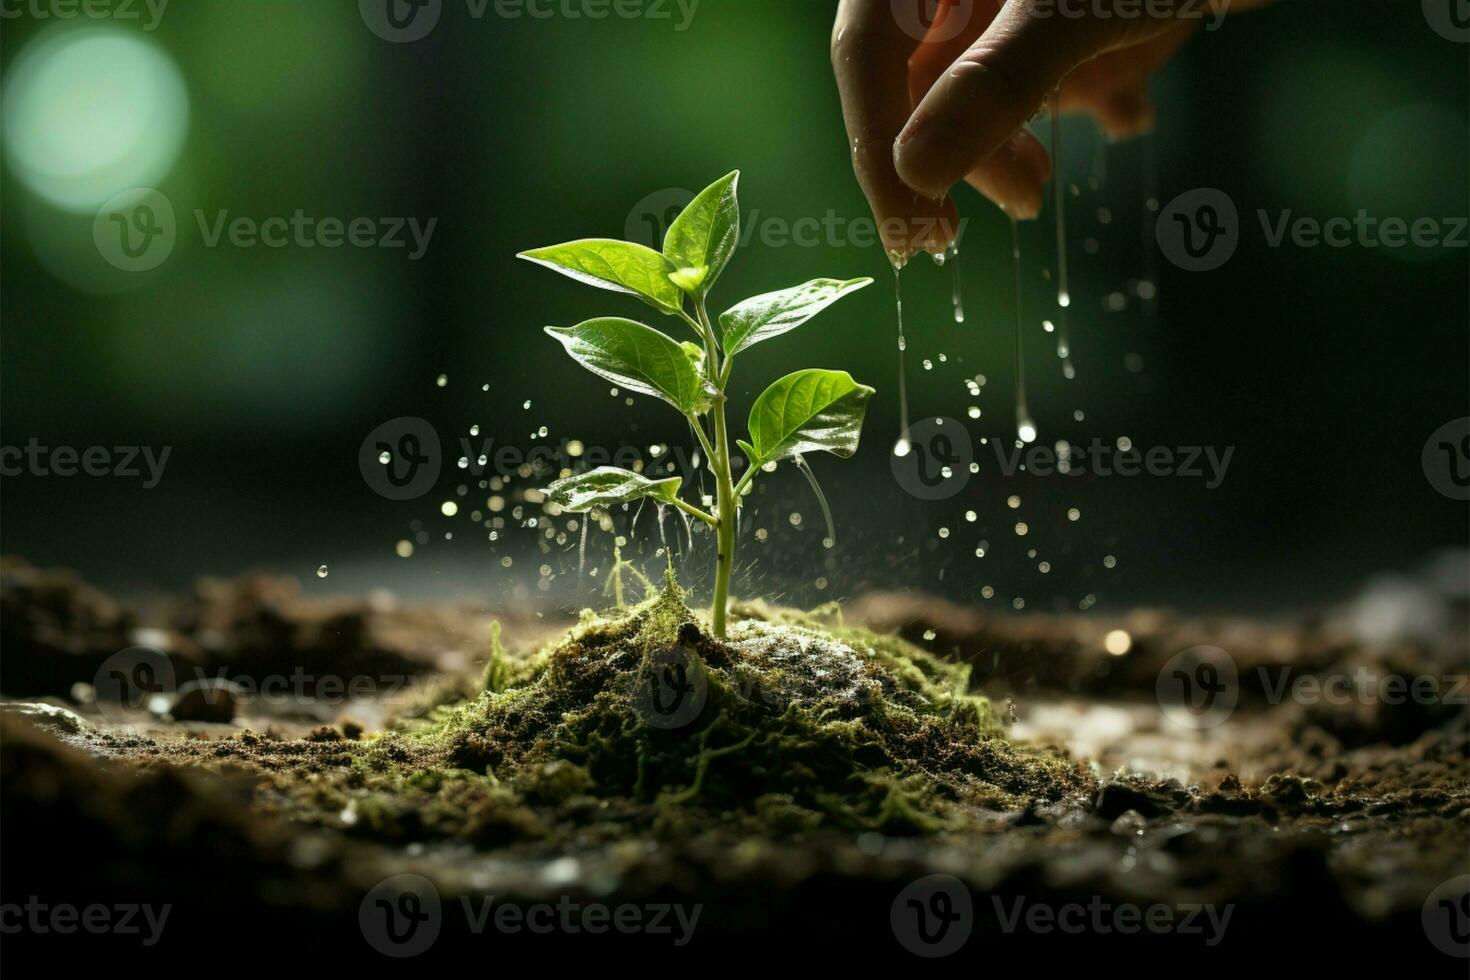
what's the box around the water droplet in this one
[378,450,391,465]
[1067,508,1080,522]
[441,501,459,517]
[316,565,329,578]
[436,374,448,387]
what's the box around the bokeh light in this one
[2,26,188,212]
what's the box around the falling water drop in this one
[378,450,391,465]
[1010,218,1037,445]
[793,452,837,549]
[949,244,966,324]
[578,519,589,577]
[316,565,329,579]
[890,252,912,457]
[1051,93,1076,381]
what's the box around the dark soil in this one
[2,557,1466,967]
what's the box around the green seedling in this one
[519,171,875,637]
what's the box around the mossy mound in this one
[80,578,1093,849]
[391,577,1090,839]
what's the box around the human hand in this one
[832,0,1271,258]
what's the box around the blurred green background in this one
[1,0,1466,614]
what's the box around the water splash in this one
[578,519,589,577]
[793,452,836,549]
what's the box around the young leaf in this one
[719,278,873,357]
[543,467,681,512]
[518,239,684,315]
[745,369,875,466]
[545,318,713,414]
[663,171,739,296]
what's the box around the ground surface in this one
[2,555,1466,966]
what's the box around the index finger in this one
[832,0,962,259]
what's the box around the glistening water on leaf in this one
[517,239,685,316]
[522,170,874,638]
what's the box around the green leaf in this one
[746,369,875,465]
[543,467,681,512]
[720,278,873,357]
[518,239,684,315]
[544,318,712,413]
[663,171,740,296]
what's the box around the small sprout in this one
[520,172,876,637]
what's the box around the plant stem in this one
[696,299,737,639]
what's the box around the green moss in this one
[109,577,1092,848]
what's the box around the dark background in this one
[1,0,1466,615]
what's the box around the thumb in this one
[894,1,1165,199]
